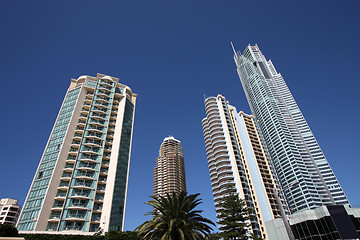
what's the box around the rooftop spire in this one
[231,42,238,58]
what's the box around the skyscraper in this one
[232,44,348,213]
[153,136,186,197]
[202,94,281,239]
[17,74,137,234]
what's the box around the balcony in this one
[61,173,72,181]
[94,197,104,203]
[48,215,61,222]
[102,154,110,160]
[79,113,88,120]
[84,138,102,145]
[92,207,103,213]
[78,164,96,172]
[75,173,94,180]
[88,120,105,127]
[79,158,97,164]
[92,107,107,115]
[99,81,113,88]
[65,214,87,221]
[73,183,93,190]
[64,164,74,171]
[103,146,112,153]
[96,91,110,98]
[98,85,112,92]
[68,204,88,210]
[87,127,104,134]
[91,114,106,121]
[75,127,84,133]
[96,187,105,193]
[71,193,91,200]
[101,160,110,167]
[81,148,99,156]
[86,133,103,141]
[55,193,67,200]
[84,97,93,103]
[51,204,64,210]
[58,183,70,190]
[98,178,107,184]
[95,96,110,103]
[99,169,108,176]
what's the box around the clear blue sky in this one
[0,0,359,232]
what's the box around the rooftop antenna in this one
[230,42,238,58]
[203,94,206,100]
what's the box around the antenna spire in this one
[230,42,238,57]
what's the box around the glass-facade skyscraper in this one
[233,44,348,213]
[17,74,137,234]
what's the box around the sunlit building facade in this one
[232,44,348,213]
[17,74,137,234]
[0,198,21,226]
[153,136,186,197]
[202,94,281,240]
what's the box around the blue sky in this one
[0,0,359,232]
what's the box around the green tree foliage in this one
[21,233,104,240]
[105,230,139,240]
[216,186,256,240]
[0,224,19,237]
[21,231,139,240]
[136,191,215,240]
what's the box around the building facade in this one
[153,137,186,197]
[232,44,348,213]
[17,74,137,234]
[0,198,21,226]
[266,205,360,239]
[202,94,281,239]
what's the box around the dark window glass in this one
[109,99,134,231]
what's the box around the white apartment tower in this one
[202,94,281,240]
[232,44,348,213]
[0,198,21,226]
[153,137,186,197]
[17,74,137,234]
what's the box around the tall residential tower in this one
[232,44,348,213]
[202,95,281,240]
[153,137,186,197]
[17,74,137,234]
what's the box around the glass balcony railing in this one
[78,163,96,169]
[52,204,64,208]
[74,133,83,138]
[67,214,86,219]
[76,173,94,178]
[70,203,88,208]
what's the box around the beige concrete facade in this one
[0,198,21,226]
[202,94,283,240]
[153,137,186,197]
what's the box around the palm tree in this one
[136,191,215,240]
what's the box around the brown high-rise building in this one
[153,137,186,197]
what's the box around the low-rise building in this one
[0,198,21,226]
